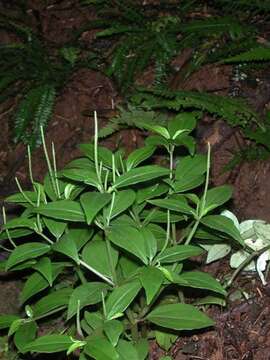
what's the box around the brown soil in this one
[1,2,270,359]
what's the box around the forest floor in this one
[1,1,270,359]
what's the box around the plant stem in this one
[93,111,103,191]
[40,126,58,198]
[51,142,61,198]
[185,219,200,245]
[76,267,87,284]
[37,232,54,245]
[15,177,35,207]
[79,259,114,286]
[76,300,83,337]
[2,207,16,248]
[185,144,211,245]
[27,145,34,185]
[126,309,139,342]
[169,145,175,180]
[225,244,270,289]
[105,236,118,286]
[199,142,211,218]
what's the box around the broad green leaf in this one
[84,337,119,360]
[2,217,38,231]
[175,134,195,155]
[0,228,33,241]
[134,339,149,360]
[104,190,136,220]
[141,227,157,262]
[155,330,177,351]
[43,173,57,201]
[84,311,103,330]
[80,143,122,170]
[0,314,20,329]
[6,243,51,270]
[126,146,156,171]
[119,256,140,279]
[34,200,85,222]
[221,210,240,229]
[145,135,169,148]
[32,257,53,286]
[147,303,214,330]
[64,157,95,171]
[168,112,199,138]
[8,318,24,337]
[33,288,72,318]
[141,209,184,224]
[43,217,67,240]
[117,340,139,360]
[67,226,93,250]
[173,175,205,193]
[175,154,207,180]
[156,245,204,264]
[175,271,227,295]
[147,224,167,250]
[194,228,225,241]
[61,168,100,188]
[14,321,37,353]
[112,214,137,227]
[20,264,64,303]
[201,215,244,245]
[6,191,39,205]
[148,196,195,216]
[67,282,109,320]
[108,224,148,264]
[104,320,123,346]
[24,335,74,353]
[53,234,79,263]
[64,183,85,200]
[135,120,170,139]
[140,266,164,304]
[112,165,170,189]
[202,185,232,215]
[82,240,118,279]
[136,183,169,204]
[105,280,141,320]
[80,192,111,224]
[9,259,37,271]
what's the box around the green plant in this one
[0,15,97,148]
[80,0,254,91]
[98,86,260,141]
[0,111,244,358]
[201,210,270,286]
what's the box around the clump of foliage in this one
[0,112,244,358]
[81,0,270,168]
[0,14,97,148]
[81,0,257,90]
[97,87,260,140]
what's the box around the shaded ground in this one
[1,1,270,359]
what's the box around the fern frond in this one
[214,0,270,15]
[98,120,121,139]
[31,85,56,148]
[98,106,166,139]
[181,17,249,39]
[14,85,56,148]
[134,88,258,127]
[223,47,270,63]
